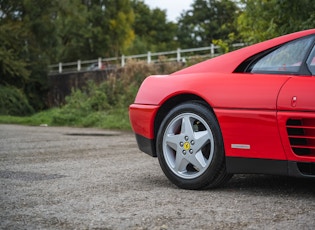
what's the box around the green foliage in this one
[0,0,136,116]
[0,60,188,129]
[107,0,135,56]
[51,81,110,125]
[0,0,54,112]
[237,0,315,43]
[0,86,34,116]
[0,108,59,126]
[54,0,135,61]
[67,81,111,111]
[177,0,240,48]
[0,13,30,88]
[129,0,178,53]
[211,31,241,53]
[53,0,90,62]
[49,61,184,129]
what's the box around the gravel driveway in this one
[1,124,315,229]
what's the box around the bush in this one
[0,60,189,129]
[0,85,34,116]
[51,61,186,129]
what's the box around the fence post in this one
[98,57,102,69]
[177,48,181,62]
[121,55,125,67]
[77,60,81,71]
[210,44,215,57]
[59,62,62,73]
[147,51,151,64]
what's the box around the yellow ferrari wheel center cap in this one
[183,142,190,150]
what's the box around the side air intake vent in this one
[286,118,315,157]
[297,162,315,176]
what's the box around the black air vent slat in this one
[286,119,315,157]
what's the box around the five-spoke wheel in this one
[156,102,231,189]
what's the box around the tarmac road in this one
[1,124,315,229]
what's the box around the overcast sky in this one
[143,0,194,22]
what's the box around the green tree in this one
[55,0,135,60]
[1,0,136,114]
[53,0,89,62]
[0,0,31,88]
[0,0,56,112]
[176,0,240,48]
[21,0,59,110]
[0,19,30,88]
[106,0,135,56]
[129,0,178,53]
[238,0,315,43]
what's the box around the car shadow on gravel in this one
[140,172,315,196]
[222,174,315,196]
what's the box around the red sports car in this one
[129,29,315,189]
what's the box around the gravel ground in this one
[1,124,315,230]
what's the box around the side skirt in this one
[226,157,315,178]
[226,157,288,175]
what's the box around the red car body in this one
[129,29,315,189]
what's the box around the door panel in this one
[215,74,290,160]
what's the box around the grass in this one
[0,107,132,130]
[0,109,56,126]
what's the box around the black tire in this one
[156,101,232,190]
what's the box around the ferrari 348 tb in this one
[129,29,315,189]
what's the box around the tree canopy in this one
[129,0,178,53]
[237,0,315,43]
[176,0,240,48]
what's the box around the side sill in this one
[226,157,288,175]
[226,157,315,178]
[135,134,157,157]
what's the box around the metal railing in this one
[48,43,245,74]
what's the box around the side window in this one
[306,44,315,75]
[249,36,315,74]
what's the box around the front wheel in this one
[156,102,231,189]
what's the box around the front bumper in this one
[135,134,156,157]
[129,103,160,156]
